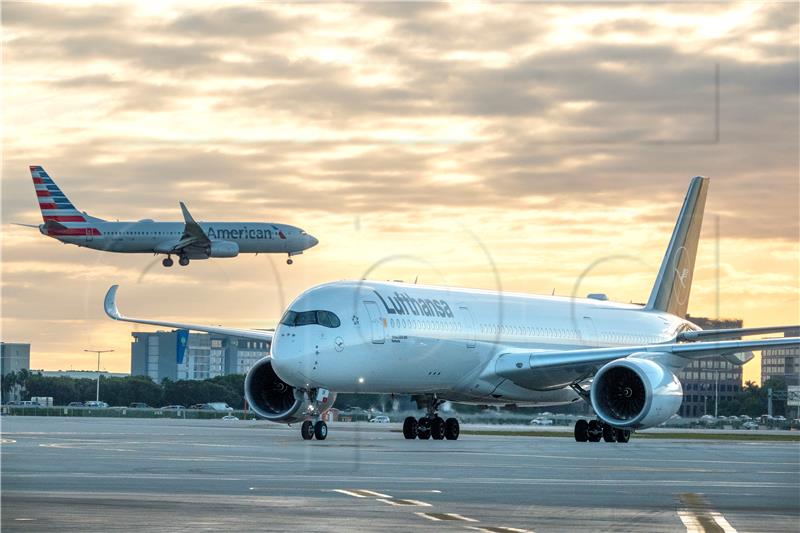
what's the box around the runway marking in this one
[352,489,392,498]
[1,439,16,444]
[377,498,432,507]
[416,512,477,522]
[678,493,737,533]
[332,489,368,498]
[467,527,533,533]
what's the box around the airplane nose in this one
[306,234,319,248]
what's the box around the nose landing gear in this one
[298,389,330,440]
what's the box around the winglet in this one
[104,285,122,320]
[179,201,197,225]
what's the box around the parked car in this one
[83,401,109,408]
[530,418,554,426]
[742,421,759,430]
[222,414,239,421]
[162,405,185,410]
[7,400,39,406]
[129,402,150,408]
[369,415,390,423]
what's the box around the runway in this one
[2,417,798,532]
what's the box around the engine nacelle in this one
[244,358,337,423]
[245,358,308,423]
[590,357,682,429]
[208,240,239,258]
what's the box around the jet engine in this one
[590,357,682,429]
[244,358,309,422]
[207,240,239,258]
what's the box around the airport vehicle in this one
[530,418,554,426]
[369,415,390,423]
[104,177,800,442]
[7,400,39,407]
[23,166,318,266]
[742,421,759,430]
[222,414,240,421]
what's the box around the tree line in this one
[1,371,245,409]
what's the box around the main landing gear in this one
[573,419,631,443]
[301,419,328,441]
[403,396,460,440]
[161,255,189,267]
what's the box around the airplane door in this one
[85,227,93,242]
[581,316,599,347]
[457,305,476,348]
[363,301,385,344]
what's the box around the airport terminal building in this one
[131,331,270,382]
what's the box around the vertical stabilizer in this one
[645,176,709,318]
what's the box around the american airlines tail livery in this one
[104,177,799,442]
[26,165,318,266]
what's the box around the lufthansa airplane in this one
[104,177,799,442]
[24,165,318,266]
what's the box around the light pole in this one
[84,349,114,403]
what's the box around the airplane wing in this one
[104,285,273,342]
[678,325,799,342]
[495,336,800,388]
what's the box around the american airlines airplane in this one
[24,165,318,266]
[104,177,799,442]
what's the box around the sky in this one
[2,1,798,385]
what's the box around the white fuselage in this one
[270,280,692,406]
[42,220,317,256]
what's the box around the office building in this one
[1,342,31,376]
[131,330,270,382]
[678,315,744,418]
[761,329,800,386]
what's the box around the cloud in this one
[2,2,797,373]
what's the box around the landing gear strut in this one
[404,395,460,441]
[162,256,174,267]
[573,418,631,444]
[298,388,330,440]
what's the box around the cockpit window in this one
[280,310,341,328]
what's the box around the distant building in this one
[37,370,129,379]
[1,342,31,376]
[761,329,800,387]
[678,315,744,418]
[131,330,270,382]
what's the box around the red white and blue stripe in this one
[30,166,101,236]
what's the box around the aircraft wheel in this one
[417,417,431,440]
[403,416,418,439]
[431,417,445,440]
[616,428,631,443]
[602,424,617,443]
[178,256,190,266]
[162,257,174,267]
[574,419,588,442]
[314,420,328,440]
[301,420,314,440]
[444,417,460,440]
[587,420,602,442]
[287,258,294,265]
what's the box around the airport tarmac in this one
[2,416,798,532]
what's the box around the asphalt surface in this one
[2,416,798,532]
